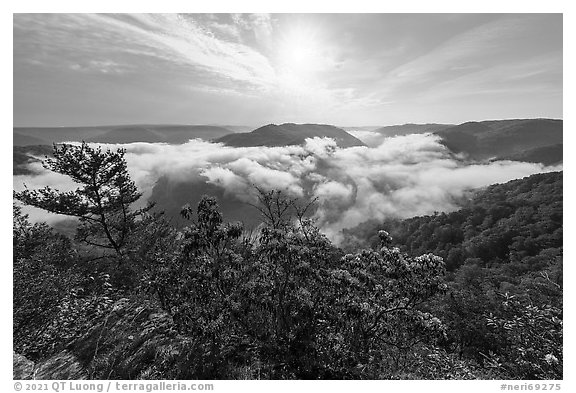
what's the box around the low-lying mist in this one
[14,133,561,242]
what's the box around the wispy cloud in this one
[80,14,276,86]
[374,15,562,103]
[13,13,562,126]
[388,17,527,80]
[52,13,374,115]
[69,60,127,74]
[410,54,562,103]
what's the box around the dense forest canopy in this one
[343,171,562,272]
[13,143,562,380]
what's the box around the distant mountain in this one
[85,127,166,144]
[499,144,563,166]
[340,126,382,132]
[13,125,235,145]
[14,132,48,146]
[213,125,254,133]
[14,126,110,144]
[434,119,562,162]
[86,125,234,144]
[373,123,454,137]
[216,123,366,148]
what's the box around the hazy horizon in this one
[12,116,564,130]
[14,13,562,127]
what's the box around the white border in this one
[3,2,573,391]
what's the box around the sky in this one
[13,13,563,127]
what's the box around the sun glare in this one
[277,26,321,78]
[273,24,336,102]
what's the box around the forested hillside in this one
[216,123,365,148]
[342,171,563,378]
[434,119,562,163]
[343,171,562,272]
[13,144,562,380]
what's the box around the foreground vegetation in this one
[13,143,562,379]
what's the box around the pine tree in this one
[14,142,152,260]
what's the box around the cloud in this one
[14,14,562,126]
[98,14,277,88]
[207,21,242,40]
[232,13,274,48]
[15,13,379,120]
[385,16,528,84]
[14,136,561,242]
[418,54,562,102]
[69,60,127,74]
[13,161,80,224]
[371,16,562,106]
[346,130,388,147]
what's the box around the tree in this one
[14,142,151,260]
[486,294,562,379]
[319,238,447,377]
[153,192,449,379]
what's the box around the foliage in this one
[13,206,114,360]
[343,171,562,272]
[13,145,562,380]
[342,171,563,379]
[486,294,562,379]
[14,142,152,259]
[14,205,78,359]
[141,191,448,379]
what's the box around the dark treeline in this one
[13,143,562,379]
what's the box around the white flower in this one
[544,354,558,364]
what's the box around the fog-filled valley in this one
[12,117,564,381]
[13,120,562,242]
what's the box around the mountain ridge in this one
[373,123,453,137]
[216,123,366,148]
[13,125,238,146]
[434,118,562,161]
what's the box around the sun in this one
[276,26,322,78]
[284,44,314,71]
